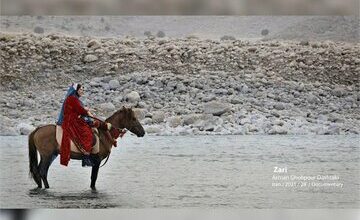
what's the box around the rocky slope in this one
[0,33,359,136]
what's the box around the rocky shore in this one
[0,33,359,136]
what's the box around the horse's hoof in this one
[91,186,96,191]
[45,186,49,189]
[30,187,41,192]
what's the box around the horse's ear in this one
[120,105,130,114]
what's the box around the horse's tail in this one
[28,127,42,187]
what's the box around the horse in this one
[28,107,145,190]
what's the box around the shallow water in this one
[0,135,359,208]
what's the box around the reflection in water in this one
[27,188,116,208]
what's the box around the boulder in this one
[248,47,257,52]
[272,119,284,126]
[239,118,251,125]
[21,99,35,107]
[307,94,320,104]
[141,118,153,125]
[125,91,141,103]
[137,101,147,108]
[326,124,341,135]
[153,103,163,109]
[84,54,98,63]
[152,111,165,123]
[73,65,83,72]
[247,124,259,132]
[108,79,120,90]
[99,102,115,111]
[202,95,216,102]
[230,97,242,104]
[87,39,101,49]
[203,101,231,116]
[202,116,223,132]
[167,116,182,128]
[176,83,187,93]
[332,87,346,97]
[183,114,202,125]
[17,123,35,135]
[273,102,285,110]
[268,125,288,135]
[133,108,147,120]
[145,126,161,134]
[299,40,309,46]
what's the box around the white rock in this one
[230,97,242,104]
[133,108,147,120]
[307,94,320,104]
[17,123,35,135]
[268,125,288,135]
[332,87,346,97]
[137,101,147,108]
[154,103,163,109]
[108,79,120,90]
[167,116,182,128]
[22,99,35,107]
[176,83,187,93]
[152,111,165,123]
[327,124,341,135]
[145,126,161,134]
[182,114,202,125]
[141,118,153,125]
[114,95,123,103]
[203,101,231,116]
[239,118,251,125]
[84,54,98,63]
[247,124,259,132]
[273,102,285,110]
[272,119,284,126]
[126,91,141,103]
[202,95,216,102]
[74,65,83,72]
[87,39,101,49]
[99,102,115,111]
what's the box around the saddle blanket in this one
[56,125,100,154]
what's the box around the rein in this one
[87,115,128,133]
[100,154,110,168]
[86,115,127,167]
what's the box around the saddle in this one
[55,125,100,154]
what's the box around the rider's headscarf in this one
[56,83,84,125]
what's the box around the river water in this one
[0,135,359,208]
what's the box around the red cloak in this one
[60,95,93,166]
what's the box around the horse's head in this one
[109,107,145,137]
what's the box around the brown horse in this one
[28,107,145,190]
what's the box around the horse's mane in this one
[105,107,134,122]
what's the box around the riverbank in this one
[0,33,359,135]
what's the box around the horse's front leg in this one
[90,154,101,190]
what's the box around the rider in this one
[57,83,111,167]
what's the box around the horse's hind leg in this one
[39,153,57,189]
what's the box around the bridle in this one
[87,115,127,135]
[87,115,127,168]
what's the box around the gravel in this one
[0,33,359,135]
